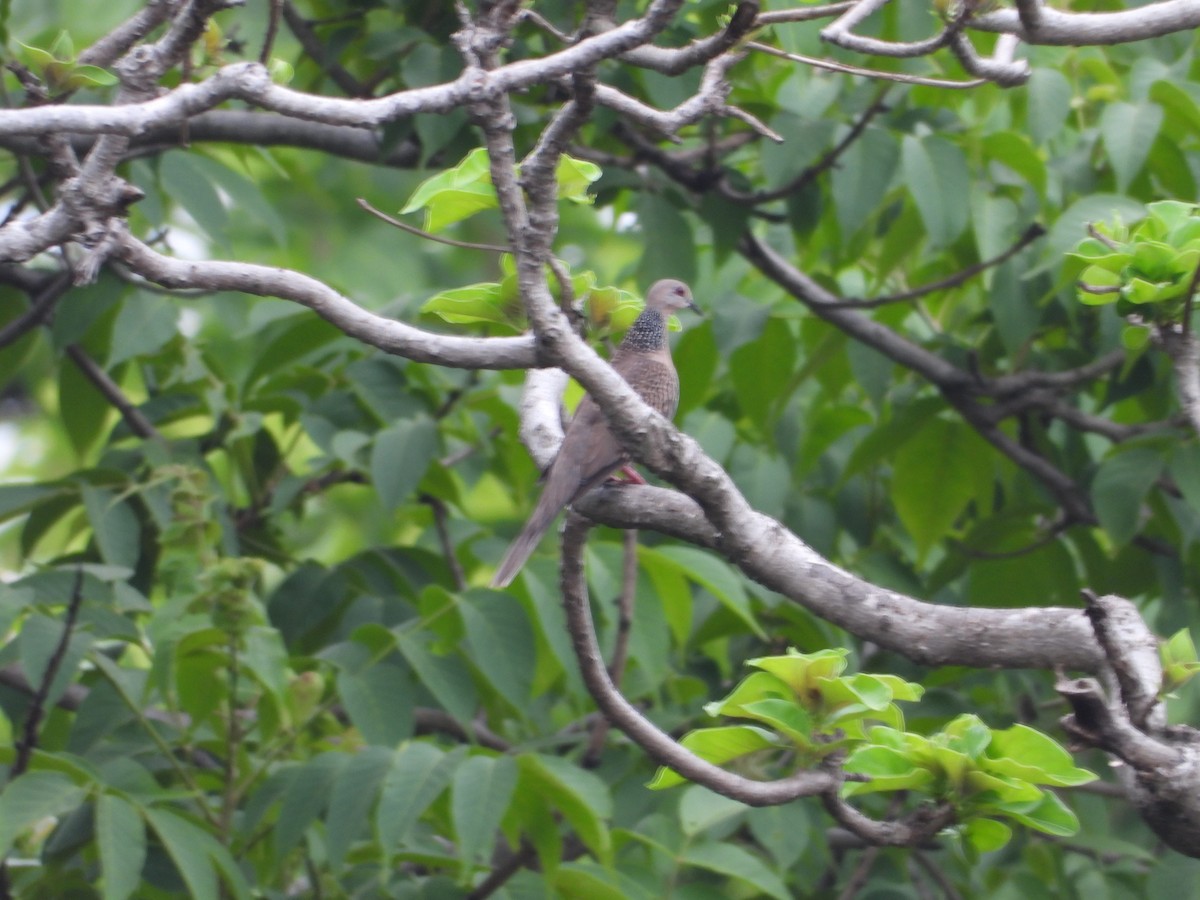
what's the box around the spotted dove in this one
[490,279,699,588]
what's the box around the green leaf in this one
[420,281,516,326]
[993,790,1080,836]
[705,671,795,718]
[59,353,111,457]
[518,755,612,861]
[679,785,748,837]
[1091,447,1164,545]
[749,649,848,695]
[902,135,970,247]
[370,417,439,512]
[747,803,812,870]
[965,769,1044,803]
[981,131,1046,196]
[651,546,764,638]
[892,417,986,560]
[1026,68,1073,144]
[394,630,478,723]
[1150,80,1200,138]
[377,743,461,851]
[832,128,898,240]
[649,726,777,790]
[555,155,602,203]
[401,148,497,230]
[637,193,696,285]
[1163,628,1199,667]
[20,613,93,712]
[160,152,229,245]
[144,807,250,900]
[81,484,141,570]
[273,753,345,858]
[108,296,178,366]
[0,483,69,523]
[339,662,414,746]
[96,794,146,900]
[843,746,935,795]
[1102,102,1164,191]
[459,590,535,709]
[737,698,814,745]
[451,754,518,869]
[963,817,1013,852]
[984,724,1096,786]
[185,152,288,246]
[66,63,118,88]
[326,746,393,870]
[1048,194,1147,271]
[729,317,796,430]
[679,841,790,900]
[0,771,87,857]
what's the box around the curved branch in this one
[0,110,423,173]
[0,0,687,136]
[823,794,957,847]
[829,223,1045,309]
[820,0,953,58]
[113,229,537,370]
[561,513,839,804]
[78,0,184,67]
[970,0,1200,45]
[740,231,973,389]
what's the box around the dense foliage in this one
[3,0,1200,897]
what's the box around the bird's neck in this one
[620,309,667,352]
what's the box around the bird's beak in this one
[687,299,702,315]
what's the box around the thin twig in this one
[219,638,240,839]
[260,0,284,64]
[0,271,70,349]
[837,846,882,900]
[357,197,511,253]
[727,85,890,204]
[65,344,162,440]
[466,841,539,900]
[11,567,86,778]
[421,494,468,590]
[912,850,965,900]
[1086,223,1120,250]
[746,41,988,88]
[830,223,1046,309]
[950,515,1071,560]
[758,2,856,24]
[281,0,368,96]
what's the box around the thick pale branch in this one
[821,0,952,58]
[1160,328,1200,438]
[0,111,422,169]
[514,367,1106,673]
[0,0,687,136]
[114,230,537,370]
[971,0,1200,45]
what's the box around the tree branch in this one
[561,513,840,804]
[113,229,537,370]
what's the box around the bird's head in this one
[645,279,701,316]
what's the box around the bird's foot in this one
[609,464,647,485]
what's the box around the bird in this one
[490,279,700,588]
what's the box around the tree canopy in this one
[3,0,1200,897]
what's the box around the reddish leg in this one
[610,464,646,485]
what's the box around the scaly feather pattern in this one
[491,279,699,588]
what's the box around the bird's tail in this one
[490,483,570,588]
